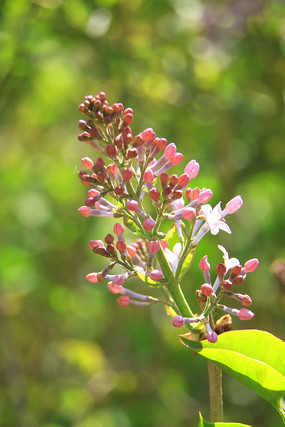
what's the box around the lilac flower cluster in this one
[77,92,259,343]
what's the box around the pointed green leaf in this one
[123,216,139,233]
[163,223,176,241]
[182,330,285,422]
[198,412,252,426]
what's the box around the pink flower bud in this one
[117,296,130,306]
[238,308,254,320]
[164,143,177,160]
[88,189,100,197]
[178,173,190,187]
[171,152,183,165]
[149,188,160,201]
[148,241,160,253]
[201,283,214,296]
[198,189,213,204]
[225,196,243,214]
[108,282,122,294]
[190,187,200,200]
[116,240,127,252]
[86,273,98,283]
[149,269,163,281]
[89,240,104,250]
[127,245,137,258]
[244,258,259,273]
[207,330,218,343]
[241,295,252,306]
[182,207,196,220]
[154,137,167,149]
[199,255,211,271]
[143,169,155,183]
[112,275,125,286]
[113,223,125,235]
[122,168,133,181]
[126,200,139,211]
[141,127,156,142]
[81,157,94,169]
[171,315,185,328]
[78,206,91,217]
[111,163,119,174]
[143,218,156,231]
[184,160,200,179]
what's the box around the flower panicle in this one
[77,92,259,344]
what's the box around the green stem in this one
[207,361,224,422]
[156,248,194,317]
[175,220,195,279]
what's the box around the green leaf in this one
[179,248,195,278]
[182,330,285,422]
[198,412,252,426]
[163,223,176,241]
[123,216,139,233]
[136,271,160,286]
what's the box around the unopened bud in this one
[78,206,91,217]
[116,240,127,252]
[238,308,254,320]
[117,296,130,306]
[122,168,133,181]
[233,275,244,285]
[149,188,160,201]
[148,241,160,253]
[105,234,114,244]
[113,223,125,235]
[199,255,211,271]
[201,283,214,296]
[216,263,226,276]
[143,218,156,231]
[86,273,98,283]
[184,160,199,179]
[225,196,243,214]
[126,200,139,211]
[244,258,259,273]
[106,144,117,157]
[171,315,185,328]
[222,280,232,290]
[149,269,163,281]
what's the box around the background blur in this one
[1,0,285,426]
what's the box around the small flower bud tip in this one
[171,315,185,328]
[207,330,218,343]
[143,218,156,231]
[199,255,211,271]
[184,160,199,179]
[164,143,177,160]
[238,308,254,320]
[81,157,94,169]
[113,223,125,235]
[117,296,130,307]
[226,195,243,214]
[149,269,163,281]
[86,273,98,283]
[201,283,214,296]
[78,206,91,217]
[148,241,160,253]
[244,258,259,273]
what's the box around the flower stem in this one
[156,248,194,317]
[207,361,223,422]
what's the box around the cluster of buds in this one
[77,92,259,343]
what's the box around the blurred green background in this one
[1,0,285,426]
